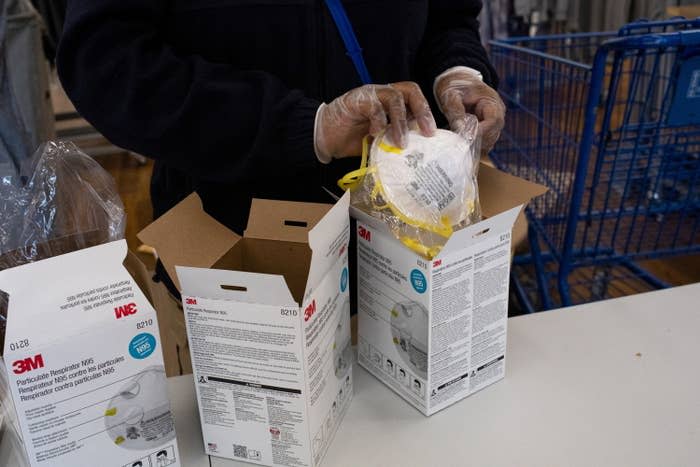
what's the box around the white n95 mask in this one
[104,366,175,450]
[390,301,429,379]
[339,121,481,259]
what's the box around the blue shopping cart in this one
[489,18,700,312]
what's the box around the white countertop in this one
[212,283,700,467]
[3,283,699,466]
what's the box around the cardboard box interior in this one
[139,196,337,305]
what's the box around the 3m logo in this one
[114,303,138,319]
[185,297,197,305]
[358,226,371,242]
[12,354,44,375]
[303,300,317,322]
[433,260,442,267]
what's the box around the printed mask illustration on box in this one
[334,299,352,378]
[390,301,429,379]
[105,366,175,449]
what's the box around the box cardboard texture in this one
[139,193,353,467]
[0,240,181,467]
[355,164,546,416]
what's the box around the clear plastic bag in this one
[339,117,481,259]
[0,141,126,271]
[0,141,125,465]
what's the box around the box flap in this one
[124,250,154,306]
[138,193,240,290]
[244,198,333,244]
[304,191,351,302]
[439,205,523,257]
[477,164,547,218]
[0,241,151,353]
[176,266,297,307]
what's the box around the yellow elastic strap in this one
[399,236,443,259]
[376,186,453,239]
[337,136,371,191]
[377,140,402,154]
[104,407,117,416]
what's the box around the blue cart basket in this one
[489,18,700,312]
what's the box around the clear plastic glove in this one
[315,82,437,162]
[434,68,506,153]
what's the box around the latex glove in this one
[314,82,437,163]
[434,67,506,153]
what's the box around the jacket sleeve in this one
[417,0,499,90]
[56,0,320,183]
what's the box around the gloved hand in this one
[314,82,437,162]
[434,67,506,153]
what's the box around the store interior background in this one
[18,0,700,309]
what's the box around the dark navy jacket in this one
[57,0,496,233]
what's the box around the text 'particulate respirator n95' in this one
[339,118,481,259]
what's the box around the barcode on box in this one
[233,444,248,459]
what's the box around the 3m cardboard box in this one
[0,240,181,466]
[355,165,545,416]
[139,193,353,467]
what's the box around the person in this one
[56,1,505,234]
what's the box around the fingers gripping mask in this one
[390,301,429,379]
[339,124,481,259]
[104,366,175,449]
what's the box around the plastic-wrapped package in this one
[0,140,126,271]
[0,141,125,466]
[339,117,481,259]
[0,139,125,360]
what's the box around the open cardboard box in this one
[139,194,349,303]
[138,193,354,467]
[353,163,546,416]
[0,240,180,466]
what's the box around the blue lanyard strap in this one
[324,0,373,85]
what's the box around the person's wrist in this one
[313,103,333,164]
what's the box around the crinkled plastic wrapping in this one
[346,117,481,259]
[0,141,126,271]
[0,141,124,465]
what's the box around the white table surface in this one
[208,283,700,467]
[4,284,699,466]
